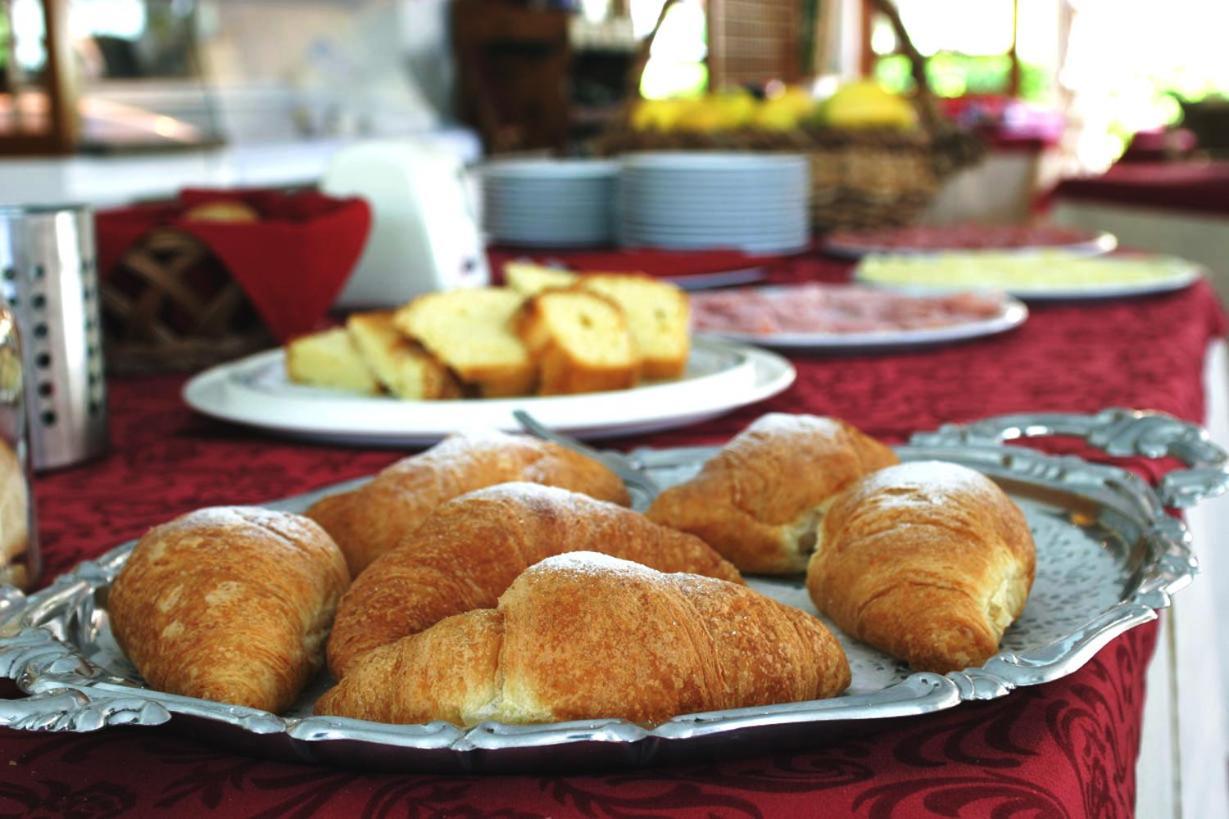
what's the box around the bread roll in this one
[806,461,1036,673]
[517,289,640,395]
[326,482,741,677]
[181,200,260,223]
[0,440,29,589]
[647,414,898,574]
[108,507,349,713]
[305,430,630,576]
[316,552,848,725]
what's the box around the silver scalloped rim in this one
[0,409,1219,756]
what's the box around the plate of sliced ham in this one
[690,284,1028,351]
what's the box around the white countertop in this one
[0,130,482,208]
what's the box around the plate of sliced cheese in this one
[184,262,795,444]
[855,250,1202,300]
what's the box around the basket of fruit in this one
[595,0,983,232]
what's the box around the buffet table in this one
[1047,162,1229,304]
[3,253,1227,818]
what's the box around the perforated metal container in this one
[0,205,108,470]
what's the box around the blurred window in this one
[867,0,1058,103]
[632,0,707,99]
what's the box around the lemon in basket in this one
[815,80,918,131]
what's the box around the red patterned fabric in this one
[95,189,373,341]
[1047,161,1229,216]
[4,253,1226,818]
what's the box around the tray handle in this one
[911,407,1229,508]
[0,585,26,627]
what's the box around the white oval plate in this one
[823,231,1118,260]
[854,252,1204,301]
[694,291,1029,351]
[182,338,796,446]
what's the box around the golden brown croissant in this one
[108,507,349,712]
[806,460,1036,673]
[316,552,849,725]
[306,430,630,576]
[326,482,741,677]
[646,414,898,574]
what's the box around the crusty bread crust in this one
[316,552,846,725]
[346,311,461,399]
[108,507,349,713]
[646,414,899,574]
[306,431,631,577]
[325,483,741,677]
[805,461,1036,673]
[0,439,28,572]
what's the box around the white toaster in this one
[322,139,490,308]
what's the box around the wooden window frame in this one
[0,0,78,155]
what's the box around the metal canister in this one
[0,204,108,471]
[0,302,39,590]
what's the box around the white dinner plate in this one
[620,233,810,254]
[183,338,796,446]
[480,159,621,180]
[824,230,1118,260]
[621,152,809,172]
[665,267,768,290]
[694,289,1029,351]
[621,218,810,236]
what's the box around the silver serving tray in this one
[0,408,1225,773]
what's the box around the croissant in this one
[108,507,349,713]
[306,430,630,576]
[326,482,741,677]
[316,552,849,725]
[806,460,1036,673]
[646,414,898,574]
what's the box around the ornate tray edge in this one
[0,408,1221,755]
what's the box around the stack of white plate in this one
[619,152,811,254]
[480,159,619,247]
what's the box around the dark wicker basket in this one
[99,229,272,375]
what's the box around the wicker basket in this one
[594,0,984,232]
[100,229,272,375]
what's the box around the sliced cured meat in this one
[690,284,1006,336]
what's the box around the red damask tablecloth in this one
[4,254,1226,818]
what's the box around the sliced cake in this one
[579,274,690,379]
[394,288,535,397]
[347,311,461,400]
[518,290,640,395]
[504,261,579,296]
[285,327,380,394]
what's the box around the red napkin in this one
[95,188,372,341]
